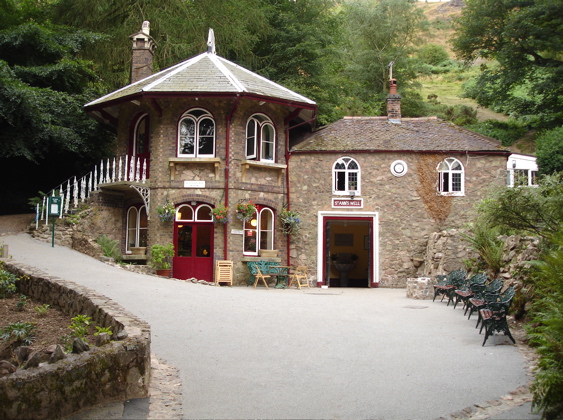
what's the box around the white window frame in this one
[178,108,215,158]
[133,114,149,157]
[507,154,539,187]
[126,205,148,253]
[332,157,361,196]
[246,114,276,162]
[437,157,465,196]
[195,204,213,221]
[176,204,194,222]
[243,206,275,256]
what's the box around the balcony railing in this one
[37,156,147,223]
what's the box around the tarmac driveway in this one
[2,234,530,419]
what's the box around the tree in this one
[453,0,563,127]
[536,127,563,175]
[341,0,428,106]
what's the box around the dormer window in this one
[333,157,361,195]
[178,109,215,157]
[246,114,275,162]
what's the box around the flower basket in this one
[279,208,301,235]
[156,201,176,223]
[235,201,256,222]
[211,204,230,224]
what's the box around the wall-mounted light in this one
[250,219,258,227]
[512,160,517,169]
[350,191,356,199]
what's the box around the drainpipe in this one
[284,111,317,268]
[224,95,240,260]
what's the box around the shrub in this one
[0,266,19,298]
[460,222,504,277]
[536,127,563,176]
[69,314,91,339]
[1,322,35,346]
[96,235,122,262]
[466,119,527,146]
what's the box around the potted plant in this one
[149,243,175,276]
[156,201,176,223]
[235,201,256,222]
[279,207,301,235]
[211,203,230,224]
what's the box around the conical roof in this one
[85,52,316,111]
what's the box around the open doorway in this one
[325,218,371,287]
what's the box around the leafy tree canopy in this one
[536,127,563,175]
[453,0,563,127]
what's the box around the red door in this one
[173,222,214,281]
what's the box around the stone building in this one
[74,23,536,287]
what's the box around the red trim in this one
[291,149,512,156]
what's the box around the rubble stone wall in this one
[0,261,151,420]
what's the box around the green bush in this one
[527,230,563,419]
[96,235,122,262]
[466,119,527,146]
[417,44,449,66]
[460,222,504,277]
[0,266,19,298]
[536,127,563,176]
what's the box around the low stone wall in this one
[0,260,151,420]
[406,277,434,300]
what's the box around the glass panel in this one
[243,218,258,254]
[335,162,345,170]
[441,172,450,192]
[531,171,538,185]
[261,125,275,161]
[127,208,137,250]
[514,169,528,187]
[136,116,147,155]
[196,225,212,257]
[177,225,192,257]
[259,209,273,251]
[196,205,212,221]
[348,160,358,170]
[246,120,256,158]
[139,207,148,247]
[452,173,462,191]
[177,205,194,221]
[451,160,462,170]
[188,109,207,118]
[179,119,195,155]
[348,172,358,190]
[198,118,215,156]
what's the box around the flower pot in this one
[156,269,171,277]
[130,247,146,256]
[260,249,279,258]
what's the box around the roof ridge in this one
[142,53,207,92]
[209,54,247,93]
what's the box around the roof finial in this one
[207,28,216,54]
[387,61,395,81]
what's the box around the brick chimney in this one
[386,79,401,123]
[130,21,156,83]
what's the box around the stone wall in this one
[0,261,151,420]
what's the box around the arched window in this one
[133,114,149,156]
[332,157,361,196]
[195,205,213,221]
[243,206,275,255]
[178,109,215,157]
[246,114,275,162]
[437,157,464,196]
[126,205,148,252]
[176,204,194,221]
[175,203,213,222]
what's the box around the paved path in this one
[1,234,537,419]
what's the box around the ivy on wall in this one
[415,154,453,225]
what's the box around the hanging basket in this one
[235,201,256,222]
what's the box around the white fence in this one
[38,156,147,225]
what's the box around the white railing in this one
[37,155,147,225]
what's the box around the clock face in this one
[391,160,407,177]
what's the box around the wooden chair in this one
[289,266,310,289]
[253,266,270,289]
[215,260,233,287]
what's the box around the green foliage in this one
[453,0,563,127]
[465,119,527,146]
[417,44,449,66]
[536,127,563,176]
[15,294,27,312]
[460,222,504,276]
[34,303,50,317]
[69,314,91,339]
[94,326,112,336]
[149,243,175,270]
[0,266,19,298]
[96,235,122,262]
[477,173,563,238]
[1,321,35,346]
[526,230,563,419]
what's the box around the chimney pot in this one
[130,21,156,84]
[386,78,401,123]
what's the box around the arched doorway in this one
[173,203,214,281]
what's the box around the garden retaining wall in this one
[0,260,151,419]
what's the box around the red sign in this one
[332,198,363,208]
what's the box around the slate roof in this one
[85,52,316,108]
[292,116,507,153]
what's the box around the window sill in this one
[241,160,287,185]
[168,157,221,180]
[241,256,282,263]
[438,192,464,197]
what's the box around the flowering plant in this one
[211,204,230,224]
[156,201,176,222]
[235,201,256,222]
[279,207,301,235]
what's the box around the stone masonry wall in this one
[0,261,151,419]
[289,152,507,287]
